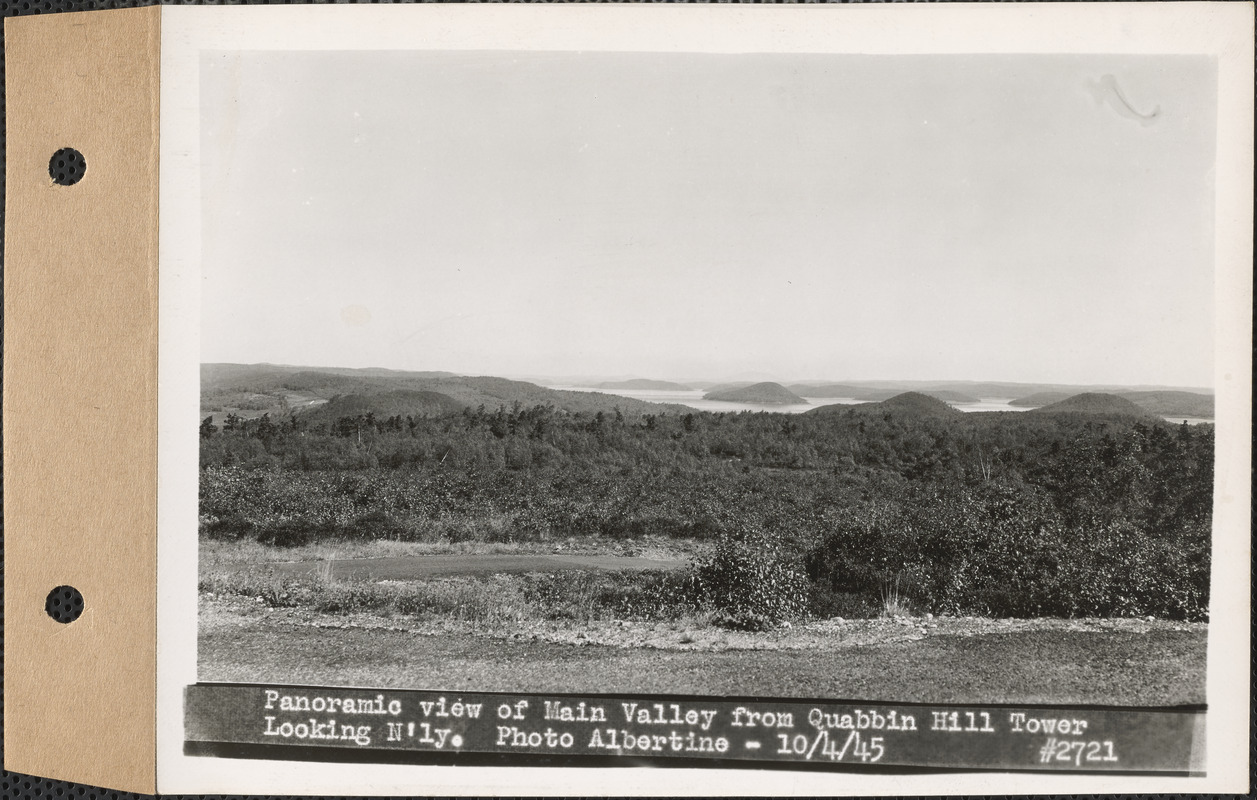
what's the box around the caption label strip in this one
[185,684,1204,773]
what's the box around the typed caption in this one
[185,685,1202,773]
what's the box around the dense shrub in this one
[690,526,809,627]
[804,478,1210,621]
[202,512,258,541]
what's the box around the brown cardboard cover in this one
[3,6,161,793]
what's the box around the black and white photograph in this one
[152,4,1251,793]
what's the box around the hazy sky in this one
[200,51,1216,386]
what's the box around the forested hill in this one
[704,382,807,405]
[920,390,981,404]
[1117,391,1214,418]
[786,383,864,398]
[1008,391,1072,408]
[201,364,692,419]
[1029,393,1157,419]
[807,391,964,419]
[1012,389,1213,418]
[202,363,464,412]
[298,391,466,428]
[202,363,459,397]
[388,376,696,416]
[854,389,978,403]
[792,385,978,403]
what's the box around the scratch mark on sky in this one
[1088,74,1161,127]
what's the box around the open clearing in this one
[255,553,687,581]
[199,598,1206,706]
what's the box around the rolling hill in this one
[787,383,864,399]
[807,391,965,419]
[1028,393,1157,419]
[1114,391,1213,418]
[788,384,976,403]
[852,389,980,404]
[202,364,692,419]
[297,390,466,426]
[202,363,458,392]
[1013,390,1212,418]
[703,382,807,405]
[920,390,981,404]
[1009,392,1073,408]
[863,391,967,418]
[201,364,462,411]
[789,380,1211,403]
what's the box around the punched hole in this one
[49,148,87,186]
[45,585,84,623]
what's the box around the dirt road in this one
[261,553,687,581]
[198,607,1207,705]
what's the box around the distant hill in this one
[201,364,462,411]
[788,383,863,399]
[202,364,691,418]
[1116,391,1213,418]
[299,390,466,426]
[852,389,980,404]
[1015,390,1211,418]
[922,390,980,404]
[807,391,964,419]
[790,384,977,404]
[789,379,1211,402]
[701,382,754,395]
[865,392,966,418]
[202,363,457,389]
[595,379,692,391]
[1029,393,1156,419]
[703,382,807,405]
[1009,392,1073,408]
[843,389,899,402]
[446,376,681,415]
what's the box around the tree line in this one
[199,403,1213,620]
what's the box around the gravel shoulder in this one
[199,596,1207,705]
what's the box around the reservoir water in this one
[551,387,1031,416]
[551,387,1212,424]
